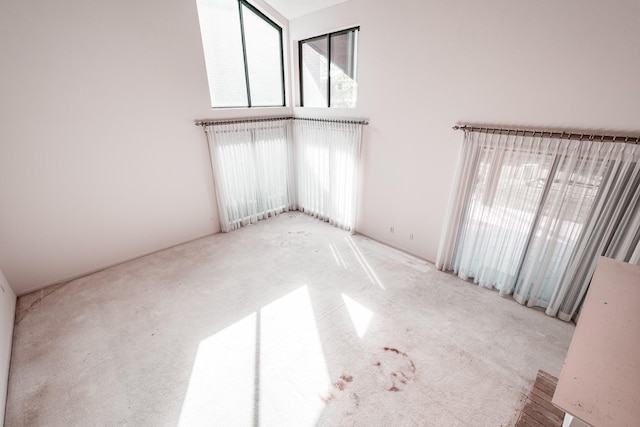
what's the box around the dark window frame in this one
[299,26,360,108]
[213,0,286,109]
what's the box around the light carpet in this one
[6,212,575,426]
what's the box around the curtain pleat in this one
[293,120,362,232]
[204,120,294,232]
[438,129,640,320]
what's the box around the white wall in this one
[290,0,640,261]
[0,269,16,425]
[2,0,639,294]
[0,0,290,295]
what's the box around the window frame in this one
[298,26,360,108]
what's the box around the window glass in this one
[330,30,358,108]
[196,0,247,107]
[300,28,359,108]
[196,0,285,108]
[242,3,284,107]
[300,37,329,108]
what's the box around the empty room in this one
[1,0,639,426]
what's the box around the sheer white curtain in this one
[605,187,640,264]
[294,120,362,232]
[437,129,640,320]
[204,120,295,232]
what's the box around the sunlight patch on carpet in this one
[178,285,330,426]
[342,294,373,338]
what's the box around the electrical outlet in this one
[409,234,414,240]
[390,226,394,233]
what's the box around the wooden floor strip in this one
[515,370,565,427]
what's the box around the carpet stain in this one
[343,392,361,416]
[376,347,416,392]
[322,374,355,404]
[16,284,65,325]
[319,392,335,404]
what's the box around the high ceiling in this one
[263,0,350,19]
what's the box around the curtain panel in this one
[294,120,362,232]
[204,119,363,233]
[437,129,640,320]
[204,120,295,232]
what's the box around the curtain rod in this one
[453,125,640,144]
[195,116,369,126]
[195,116,291,126]
[294,117,369,125]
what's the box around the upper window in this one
[196,0,285,108]
[299,27,359,108]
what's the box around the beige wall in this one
[0,0,290,295]
[290,0,640,261]
[0,269,16,424]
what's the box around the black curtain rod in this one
[195,116,369,126]
[453,125,640,144]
